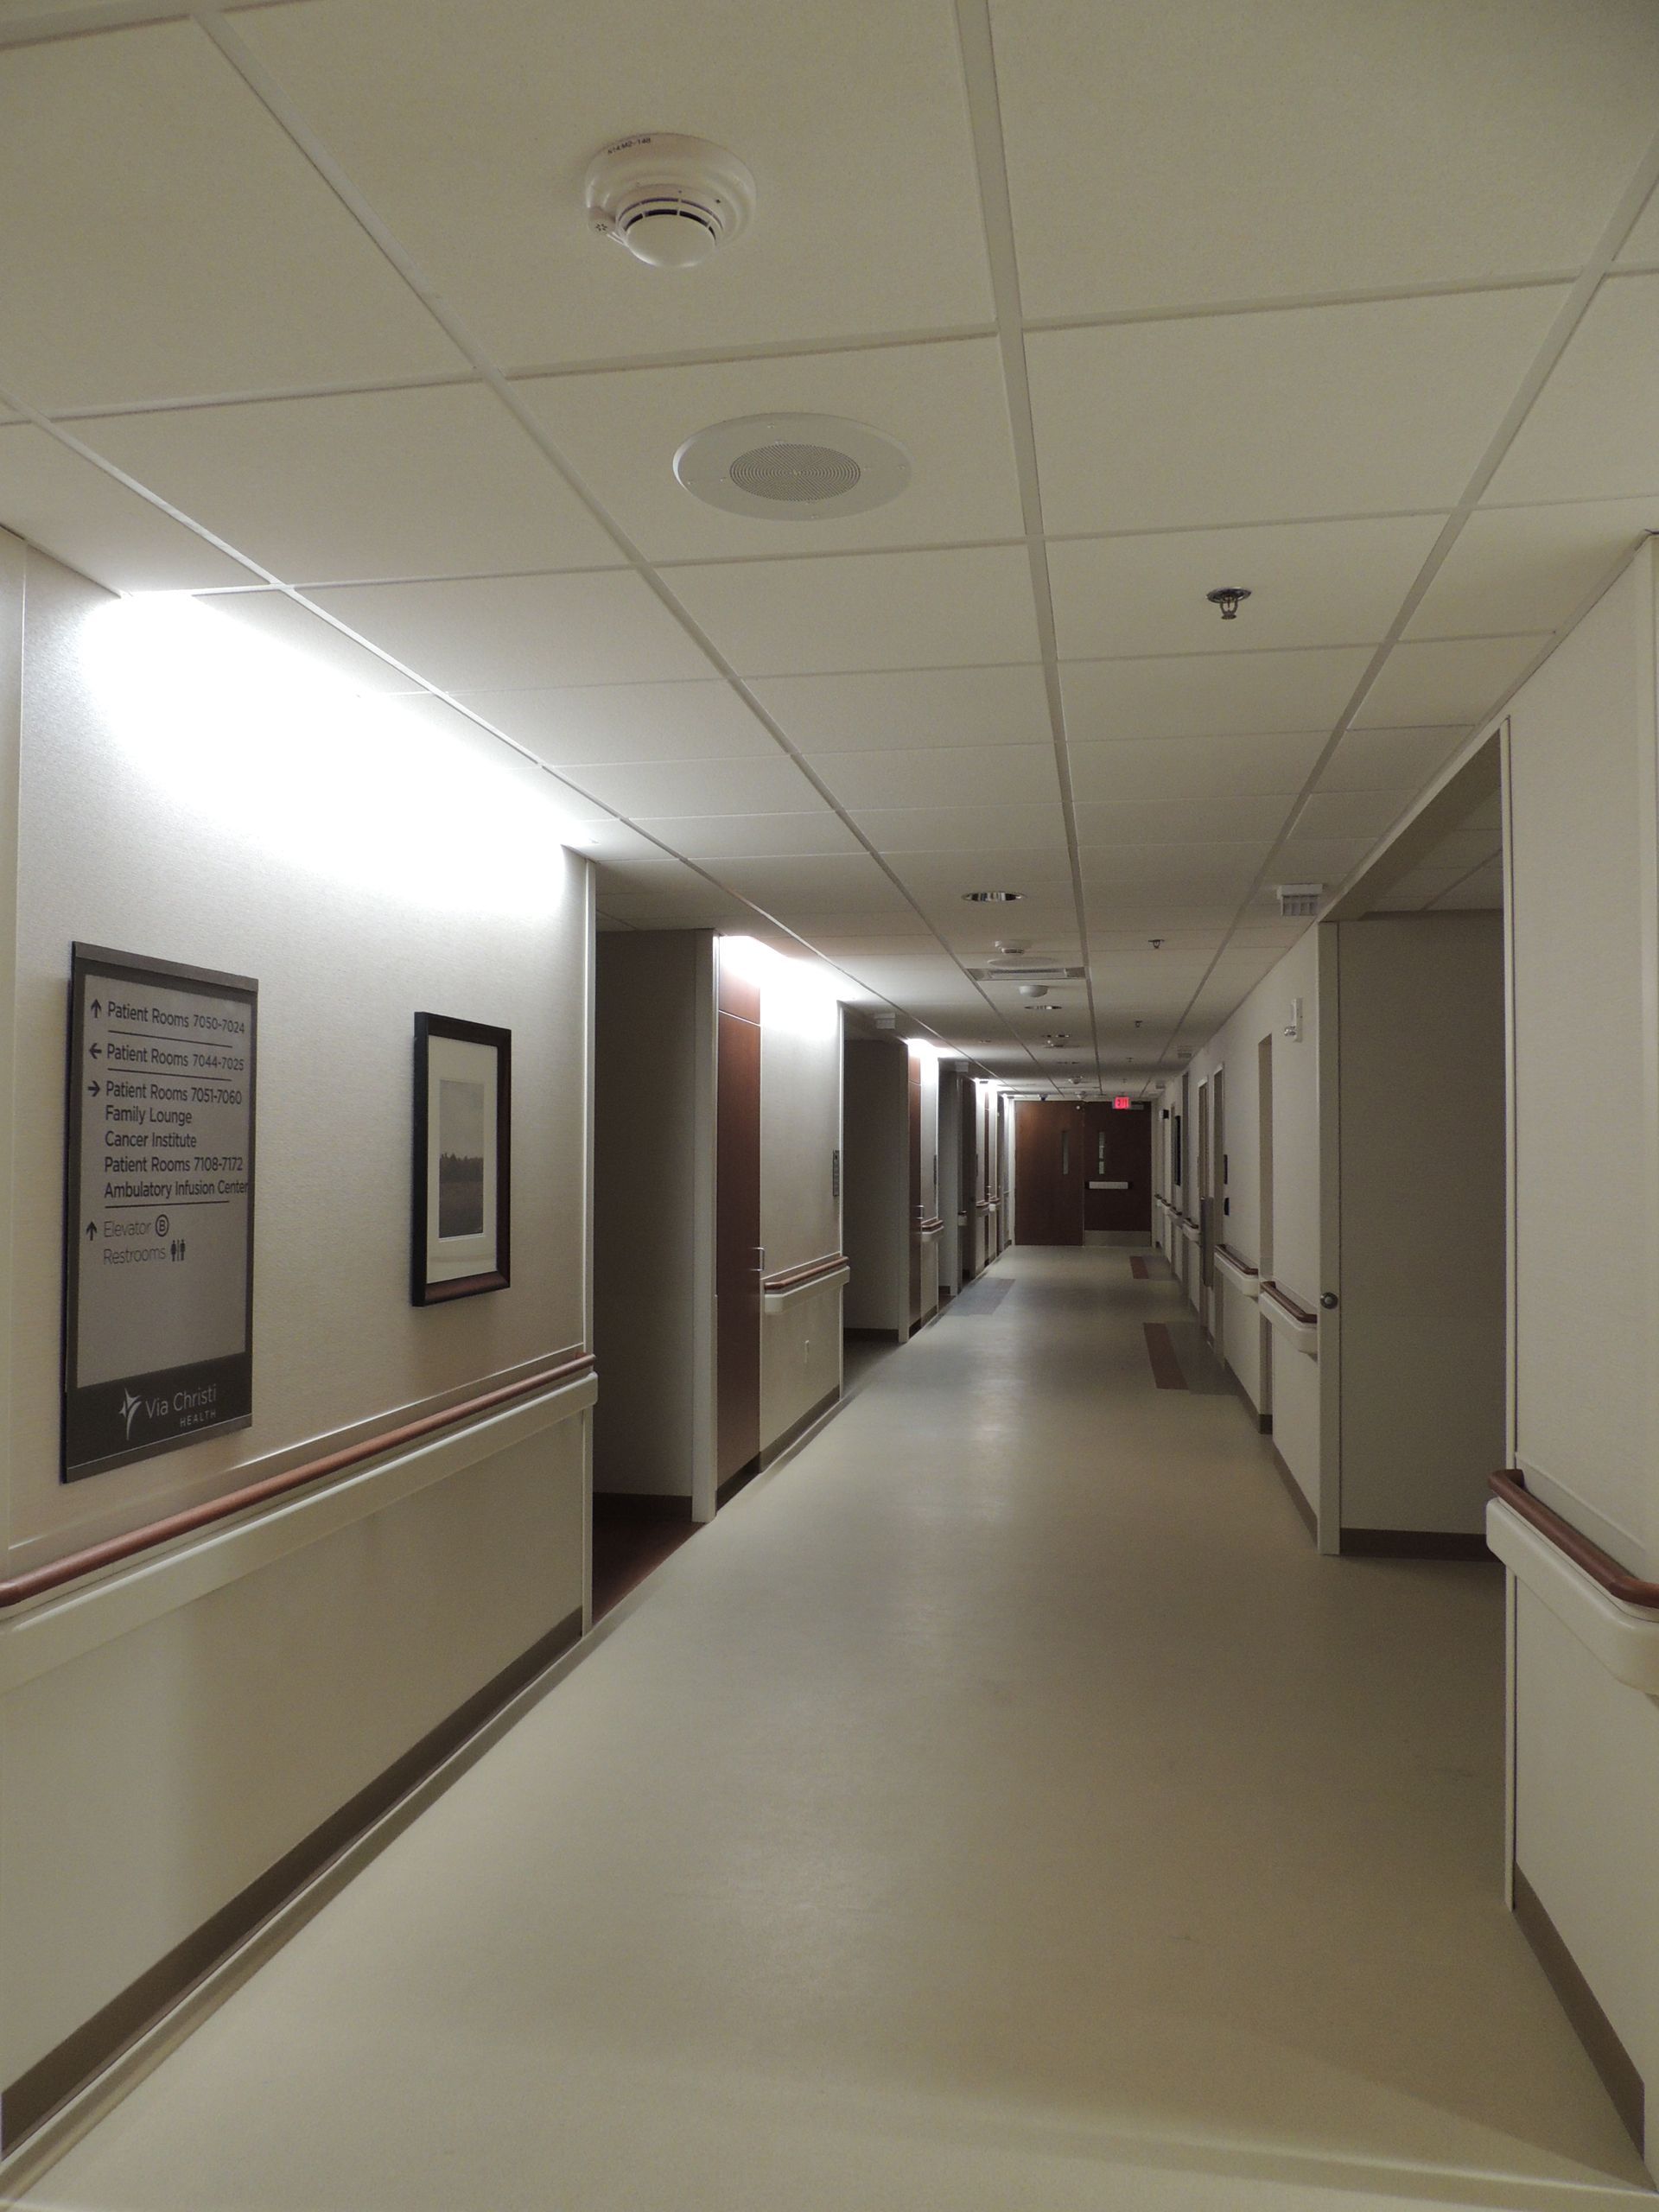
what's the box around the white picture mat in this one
[424,1031,499,1284]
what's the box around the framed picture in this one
[411,1014,511,1305]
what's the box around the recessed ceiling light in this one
[675,414,911,519]
[963,889,1024,905]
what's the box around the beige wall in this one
[1335,914,1505,1537]
[759,956,842,1452]
[6,552,591,1572]
[1499,539,1659,2148]
[0,544,594,2123]
[1181,928,1322,1503]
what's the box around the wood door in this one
[1014,1101,1083,1244]
[907,1048,924,1328]
[1081,1103,1152,1231]
[715,1001,761,1485]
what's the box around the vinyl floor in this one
[12,1248,1649,2210]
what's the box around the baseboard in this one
[1269,1444,1317,1542]
[756,1385,841,1474]
[1513,1864,1645,2158]
[590,1491,694,1522]
[1339,1528,1496,1561]
[1222,1363,1271,1435]
[0,1605,583,2152]
[843,1325,906,1344]
[715,1459,760,1508]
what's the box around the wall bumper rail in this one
[1488,1471,1659,1692]
[1179,1216,1202,1243]
[1214,1244,1261,1300]
[760,1255,851,1314]
[1260,1280,1319,1357]
[0,1354,597,1620]
[914,1216,945,1244]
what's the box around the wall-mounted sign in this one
[62,944,257,1481]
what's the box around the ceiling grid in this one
[0,0,1656,1087]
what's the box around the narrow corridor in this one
[17,1250,1645,2211]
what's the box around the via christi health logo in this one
[119,1387,145,1440]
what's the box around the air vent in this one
[1277,882,1324,919]
[676,413,910,519]
[965,963,1083,982]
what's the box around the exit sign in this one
[1113,1096,1131,1109]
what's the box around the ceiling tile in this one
[550,753,817,817]
[1294,789,1412,842]
[669,546,1040,675]
[518,339,1021,562]
[1083,842,1267,895]
[1073,796,1291,845]
[1433,857,1505,909]
[1272,835,1376,884]
[812,744,1058,811]
[852,804,1066,855]
[1410,499,1658,640]
[448,679,775,766]
[1048,515,1444,659]
[192,589,424,691]
[1351,633,1548,728]
[715,853,915,913]
[632,810,856,861]
[0,425,253,590]
[752,665,1053,752]
[994,0,1659,319]
[1061,647,1370,742]
[238,0,992,369]
[308,571,712,690]
[77,384,621,584]
[1369,865,1471,912]
[1027,290,1565,536]
[1069,733,1325,804]
[1318,726,1467,791]
[0,22,461,409]
[1486,277,1659,505]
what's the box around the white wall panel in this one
[1510,548,1657,1568]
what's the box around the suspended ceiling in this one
[2,0,1657,1090]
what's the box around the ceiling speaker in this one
[676,414,911,519]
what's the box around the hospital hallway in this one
[14,1247,1646,2212]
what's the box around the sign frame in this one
[62,942,258,1482]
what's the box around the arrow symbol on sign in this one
[89,1043,101,1060]
[90,998,102,1020]
[87,1080,100,1098]
[84,1221,97,1243]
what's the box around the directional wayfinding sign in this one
[63,944,257,1480]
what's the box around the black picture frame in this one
[410,1013,512,1306]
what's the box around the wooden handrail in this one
[1260,1280,1317,1326]
[1215,1243,1258,1277]
[760,1254,849,1293]
[0,1354,596,1613]
[914,1215,945,1234]
[1490,1470,1659,1611]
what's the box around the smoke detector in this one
[585,133,755,269]
[675,413,911,520]
[1277,882,1325,919]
